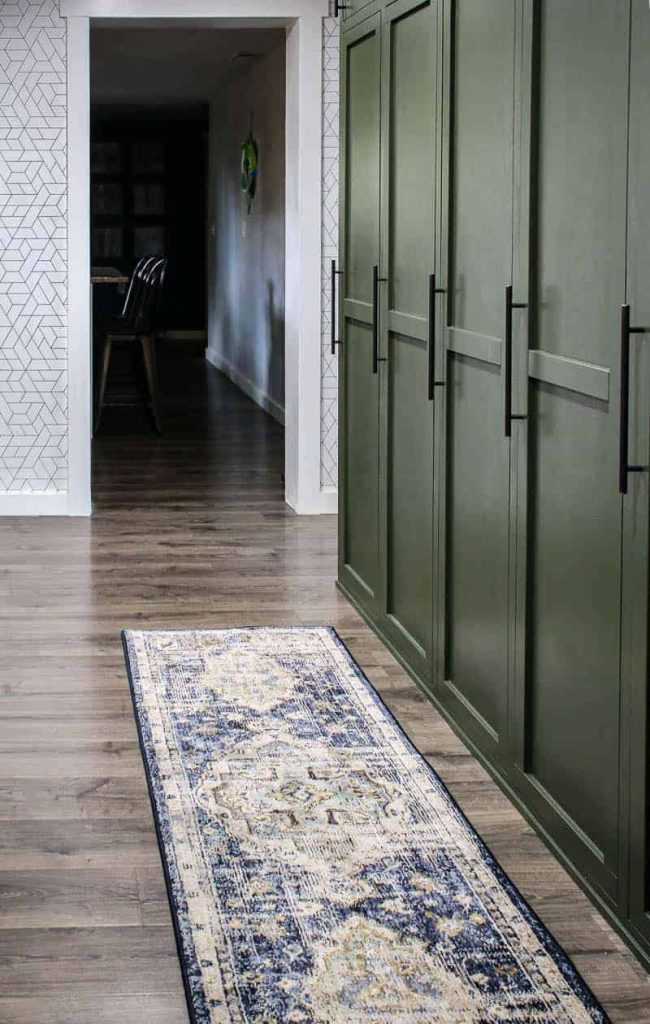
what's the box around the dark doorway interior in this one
[91,108,208,335]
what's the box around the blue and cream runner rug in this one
[123,626,609,1024]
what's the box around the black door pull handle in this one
[428,273,447,400]
[505,285,528,437]
[330,259,344,357]
[619,304,648,494]
[372,264,387,374]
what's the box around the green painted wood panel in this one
[386,331,433,659]
[623,0,650,942]
[385,0,436,322]
[344,23,380,307]
[449,0,515,341]
[338,15,382,611]
[379,0,438,681]
[534,2,629,370]
[526,384,621,872]
[438,0,516,758]
[444,352,511,743]
[519,0,630,896]
[343,319,380,597]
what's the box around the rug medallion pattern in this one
[123,627,609,1024]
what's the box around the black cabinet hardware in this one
[619,304,648,494]
[372,264,387,374]
[428,273,447,400]
[505,285,528,437]
[330,259,344,356]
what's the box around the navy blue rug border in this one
[122,630,203,1024]
[122,625,612,1024]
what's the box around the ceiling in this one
[90,25,285,106]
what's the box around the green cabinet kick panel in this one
[338,0,650,973]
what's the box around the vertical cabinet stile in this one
[510,0,535,779]
[624,0,650,946]
[435,0,521,767]
[377,0,439,686]
[513,0,631,905]
[337,13,382,616]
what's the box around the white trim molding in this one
[61,0,328,16]
[67,15,93,517]
[317,485,338,515]
[0,492,70,517]
[59,0,333,517]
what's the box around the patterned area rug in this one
[123,627,610,1024]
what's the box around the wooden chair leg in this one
[94,335,112,437]
[141,334,163,434]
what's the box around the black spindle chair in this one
[94,256,168,436]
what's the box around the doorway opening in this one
[64,1,331,516]
[88,23,286,505]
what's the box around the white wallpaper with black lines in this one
[320,14,339,490]
[0,5,338,497]
[0,0,68,494]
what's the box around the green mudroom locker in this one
[336,0,650,969]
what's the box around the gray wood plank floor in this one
[1,352,649,1022]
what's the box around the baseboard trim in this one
[314,486,338,515]
[0,492,71,516]
[205,348,285,426]
[286,486,338,516]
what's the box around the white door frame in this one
[62,0,331,516]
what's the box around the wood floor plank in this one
[0,777,150,821]
[0,994,190,1024]
[0,717,138,746]
[0,352,648,1021]
[0,743,145,779]
[0,820,159,871]
[0,869,143,929]
[0,926,182,995]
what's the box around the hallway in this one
[0,355,648,1023]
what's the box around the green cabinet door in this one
[512,0,631,901]
[338,14,382,614]
[377,0,439,684]
[435,0,520,762]
[624,0,650,941]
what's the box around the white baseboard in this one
[0,492,72,516]
[206,348,285,426]
[314,486,338,514]
[286,486,338,516]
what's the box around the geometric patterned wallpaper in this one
[0,0,68,494]
[320,14,339,490]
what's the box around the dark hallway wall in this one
[207,42,286,424]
